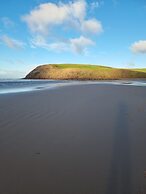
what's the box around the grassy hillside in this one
[132,68,146,72]
[53,64,112,70]
[25,64,146,80]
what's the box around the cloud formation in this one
[31,35,94,54]
[90,1,104,10]
[81,19,103,34]
[22,0,103,54]
[22,0,102,35]
[131,40,146,54]
[70,36,94,53]
[0,35,25,49]
[22,0,87,35]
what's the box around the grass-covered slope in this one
[25,64,146,80]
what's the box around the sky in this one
[0,0,146,78]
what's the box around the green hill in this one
[25,64,146,80]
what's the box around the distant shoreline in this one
[1,79,146,94]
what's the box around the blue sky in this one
[0,0,146,78]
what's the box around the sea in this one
[0,79,73,94]
[0,79,146,94]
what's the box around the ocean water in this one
[0,79,71,94]
[0,79,146,94]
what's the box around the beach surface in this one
[0,84,146,194]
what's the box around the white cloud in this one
[22,0,87,35]
[22,0,103,35]
[48,42,69,52]
[70,36,94,54]
[31,35,94,54]
[0,35,25,49]
[31,35,48,48]
[131,40,146,54]
[71,0,86,21]
[31,35,69,52]
[22,0,103,54]
[81,19,103,34]
[90,1,104,10]
[90,1,99,9]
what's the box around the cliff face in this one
[25,65,55,79]
[25,64,146,80]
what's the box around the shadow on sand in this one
[106,102,132,194]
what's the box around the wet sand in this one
[0,84,146,194]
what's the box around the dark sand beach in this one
[0,84,146,194]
